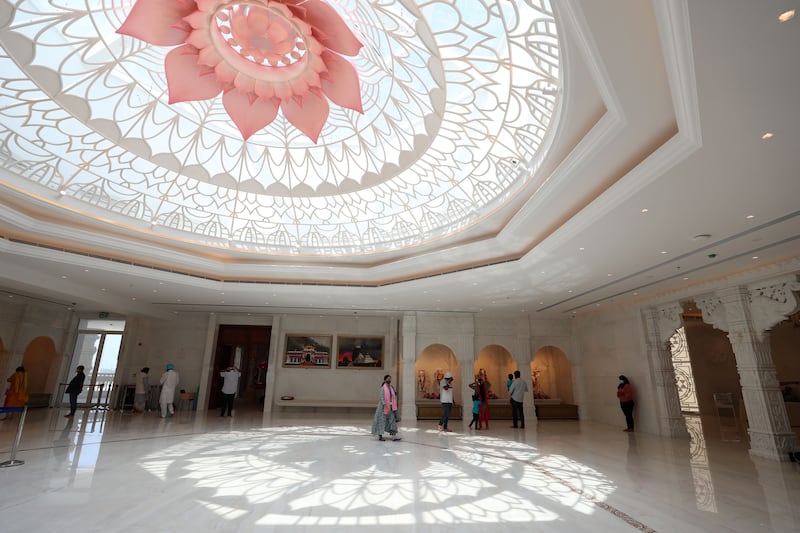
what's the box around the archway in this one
[473,344,515,420]
[531,345,578,419]
[22,336,58,407]
[415,344,461,420]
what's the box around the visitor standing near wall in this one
[371,374,401,441]
[159,363,180,418]
[509,369,529,429]
[1,366,29,420]
[64,365,85,418]
[438,372,454,432]
[133,367,150,413]
[617,375,635,432]
[219,365,241,417]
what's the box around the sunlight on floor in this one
[137,424,612,526]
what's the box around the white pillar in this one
[697,276,799,461]
[399,314,417,421]
[642,303,689,437]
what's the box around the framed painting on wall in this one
[283,334,333,368]
[336,336,384,368]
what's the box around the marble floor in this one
[1,407,798,533]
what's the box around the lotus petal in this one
[165,46,223,103]
[223,90,280,140]
[282,91,329,143]
[117,0,196,46]
[320,51,362,113]
[285,0,362,56]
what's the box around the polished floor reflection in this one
[1,408,798,532]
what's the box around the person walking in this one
[133,367,150,413]
[2,366,29,420]
[617,375,635,432]
[509,369,529,428]
[64,365,86,418]
[219,365,241,417]
[159,363,180,418]
[371,374,401,441]
[468,393,480,429]
[438,372,454,432]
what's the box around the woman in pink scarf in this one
[371,374,401,441]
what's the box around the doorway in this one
[209,325,271,411]
[66,318,126,408]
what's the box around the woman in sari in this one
[371,374,401,441]
[2,366,29,419]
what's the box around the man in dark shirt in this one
[65,365,86,417]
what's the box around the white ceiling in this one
[1,0,799,320]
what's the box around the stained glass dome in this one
[0,0,560,257]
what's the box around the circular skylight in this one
[0,0,561,256]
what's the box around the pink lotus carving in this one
[118,0,363,142]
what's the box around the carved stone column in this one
[697,276,799,461]
[643,303,689,437]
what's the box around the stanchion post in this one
[0,405,28,468]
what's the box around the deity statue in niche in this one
[435,369,444,389]
[417,369,426,392]
[531,370,549,399]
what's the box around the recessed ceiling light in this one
[761,132,774,139]
[660,250,668,254]
[131,297,136,301]
[693,233,712,241]
[746,214,755,219]
[641,208,649,213]
[579,247,585,251]
[101,288,107,291]
[61,275,67,279]
[752,256,759,260]
[568,290,573,293]
[683,277,689,280]
[607,273,613,277]
[84,269,89,272]
[778,9,795,22]
[633,292,638,296]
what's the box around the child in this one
[468,393,480,429]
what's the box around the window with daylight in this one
[669,327,699,414]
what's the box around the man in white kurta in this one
[159,364,179,418]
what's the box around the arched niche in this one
[474,344,515,400]
[531,345,574,403]
[22,336,58,395]
[415,343,461,405]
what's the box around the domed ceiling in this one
[0,0,560,257]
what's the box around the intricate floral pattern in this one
[0,0,560,257]
[117,0,363,141]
